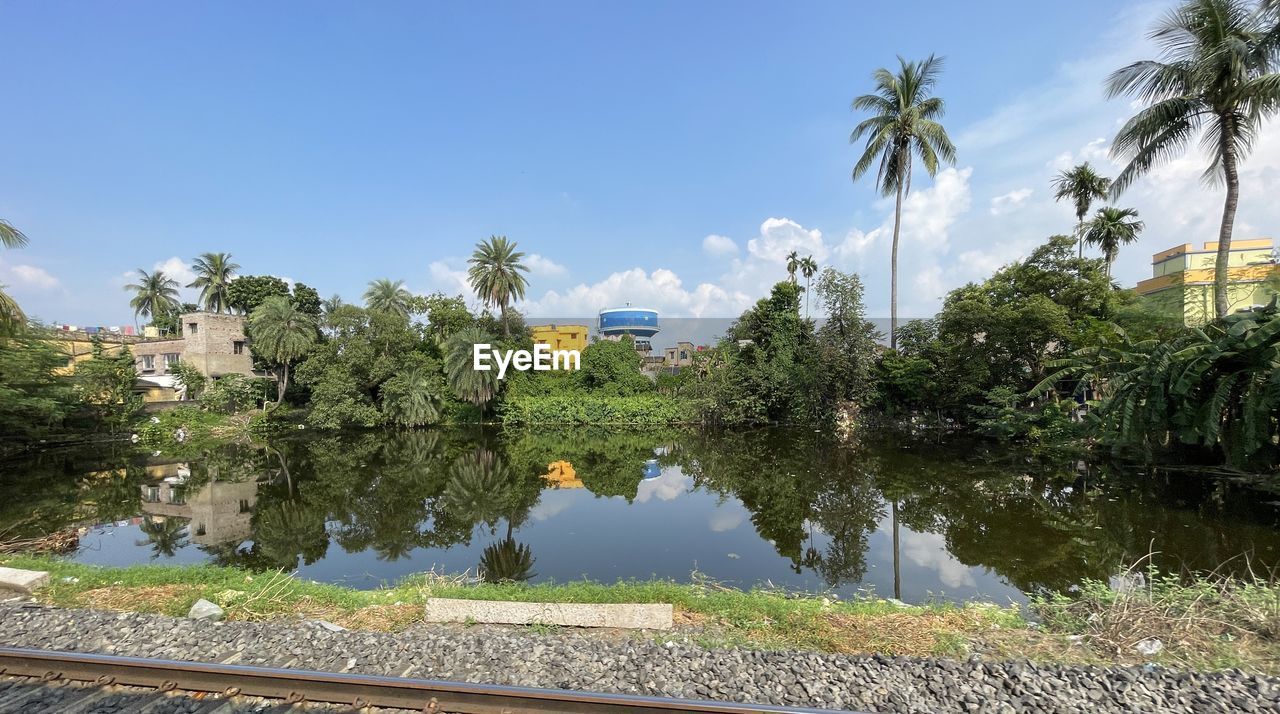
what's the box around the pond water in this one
[3,427,1278,605]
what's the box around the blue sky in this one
[3,1,1278,325]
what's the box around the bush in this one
[499,394,692,425]
[200,374,268,414]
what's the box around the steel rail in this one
[0,646,848,713]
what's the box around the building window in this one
[140,355,155,371]
[163,353,180,367]
[187,322,198,335]
[233,341,245,355]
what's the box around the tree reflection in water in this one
[6,425,1278,599]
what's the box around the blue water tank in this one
[598,307,660,339]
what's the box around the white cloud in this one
[427,260,473,298]
[708,507,747,533]
[702,234,738,258]
[525,253,568,278]
[2,263,59,290]
[521,266,752,317]
[635,467,692,503]
[153,256,196,286]
[744,217,828,264]
[989,188,1033,216]
[900,530,976,589]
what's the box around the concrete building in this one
[530,324,589,355]
[662,341,697,369]
[131,311,255,379]
[1135,239,1278,325]
[140,462,260,546]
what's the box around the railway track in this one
[0,647,842,713]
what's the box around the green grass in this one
[0,554,1020,656]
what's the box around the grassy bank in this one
[1,554,1018,657]
[2,554,1276,674]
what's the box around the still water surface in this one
[4,427,1278,604]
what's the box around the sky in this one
[2,0,1278,326]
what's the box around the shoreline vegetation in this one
[1,554,1276,676]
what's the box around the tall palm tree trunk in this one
[1214,116,1240,320]
[1077,219,1084,261]
[890,182,902,350]
[892,499,901,600]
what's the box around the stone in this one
[0,567,50,594]
[187,598,224,621]
[425,598,673,630]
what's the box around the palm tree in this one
[124,269,181,328]
[247,295,318,404]
[1083,207,1145,278]
[1107,0,1280,319]
[479,537,536,583]
[136,516,189,559]
[851,55,956,350]
[799,256,818,317]
[0,219,28,248]
[187,252,240,313]
[363,278,412,319]
[382,365,442,427]
[0,219,29,336]
[445,450,513,533]
[467,236,528,337]
[444,325,498,407]
[785,251,801,283]
[1051,163,1112,260]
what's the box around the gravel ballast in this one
[1,601,1276,713]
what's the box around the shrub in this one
[200,374,266,414]
[499,394,692,425]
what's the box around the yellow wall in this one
[530,324,589,354]
[48,338,129,376]
[1136,239,1278,326]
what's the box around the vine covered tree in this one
[1107,0,1280,318]
[851,55,956,349]
[467,236,528,337]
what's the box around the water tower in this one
[598,306,659,354]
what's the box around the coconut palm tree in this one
[124,269,181,328]
[1083,207,1145,278]
[785,251,801,283]
[800,256,818,317]
[445,450,513,533]
[0,219,28,249]
[467,236,528,337]
[0,219,29,336]
[187,252,240,313]
[444,325,498,407]
[362,278,412,319]
[851,55,956,350]
[136,515,189,559]
[1051,163,1112,260]
[382,365,442,427]
[1107,0,1280,319]
[247,295,318,404]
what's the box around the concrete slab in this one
[0,567,50,594]
[425,598,673,630]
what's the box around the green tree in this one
[1107,0,1280,318]
[0,331,74,449]
[226,275,290,315]
[247,295,318,404]
[187,252,240,313]
[0,219,29,336]
[799,256,818,317]
[73,340,141,433]
[290,282,322,316]
[1051,163,1112,260]
[814,268,881,409]
[467,236,529,337]
[785,250,800,283]
[421,292,474,340]
[381,355,444,427]
[363,278,412,319]
[578,336,651,395]
[1083,207,1145,278]
[444,325,498,407]
[150,301,199,336]
[480,538,536,583]
[124,269,181,328]
[851,55,956,349]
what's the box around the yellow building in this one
[543,460,584,489]
[1134,239,1278,325]
[530,324,589,356]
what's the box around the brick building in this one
[131,312,255,379]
